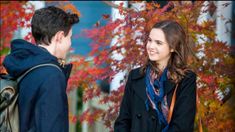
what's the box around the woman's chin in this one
[149,57,158,62]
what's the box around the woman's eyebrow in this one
[148,36,167,44]
[154,40,165,44]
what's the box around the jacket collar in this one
[131,68,176,102]
[62,63,73,82]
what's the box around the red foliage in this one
[1,1,234,131]
[0,1,34,72]
[79,108,104,125]
[70,1,235,131]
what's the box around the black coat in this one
[114,67,196,132]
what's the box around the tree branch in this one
[103,1,131,11]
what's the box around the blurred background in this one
[1,1,235,132]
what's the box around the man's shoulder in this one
[24,64,64,81]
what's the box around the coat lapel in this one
[130,68,176,103]
[132,77,147,102]
[164,80,176,95]
[131,68,147,102]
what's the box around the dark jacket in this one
[114,67,196,132]
[3,39,72,132]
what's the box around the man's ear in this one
[54,31,64,44]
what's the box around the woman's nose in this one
[147,42,155,49]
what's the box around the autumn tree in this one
[68,1,235,131]
[1,1,234,132]
[0,1,34,73]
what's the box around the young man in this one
[3,6,79,132]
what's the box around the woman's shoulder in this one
[128,67,145,80]
[178,70,197,89]
[183,70,197,80]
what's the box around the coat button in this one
[136,114,142,119]
[151,115,156,121]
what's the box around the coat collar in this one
[131,68,176,102]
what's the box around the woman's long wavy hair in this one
[141,20,194,83]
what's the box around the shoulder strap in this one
[17,63,62,83]
[197,88,203,132]
[167,84,203,132]
[167,84,178,124]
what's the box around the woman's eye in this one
[156,40,163,45]
[148,38,152,42]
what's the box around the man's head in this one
[31,6,79,59]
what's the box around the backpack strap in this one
[17,63,62,83]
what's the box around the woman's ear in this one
[170,49,174,52]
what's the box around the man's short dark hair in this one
[31,6,79,45]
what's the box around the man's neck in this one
[38,43,56,57]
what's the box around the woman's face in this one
[146,28,173,67]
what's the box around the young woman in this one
[114,20,196,132]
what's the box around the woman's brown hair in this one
[142,20,194,83]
